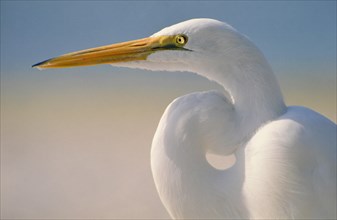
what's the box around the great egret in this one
[33,18,336,219]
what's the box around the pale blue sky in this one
[1,1,336,77]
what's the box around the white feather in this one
[116,18,336,219]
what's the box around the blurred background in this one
[1,1,336,219]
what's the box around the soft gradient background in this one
[1,1,336,219]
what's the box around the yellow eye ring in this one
[175,35,188,46]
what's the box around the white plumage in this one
[33,18,337,219]
[147,19,336,219]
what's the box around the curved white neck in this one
[151,43,286,219]
[196,44,286,136]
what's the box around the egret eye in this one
[175,35,187,46]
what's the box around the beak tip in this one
[32,58,52,69]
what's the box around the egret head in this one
[32,18,256,76]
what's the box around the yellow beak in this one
[32,35,188,69]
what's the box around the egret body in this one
[33,18,336,219]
